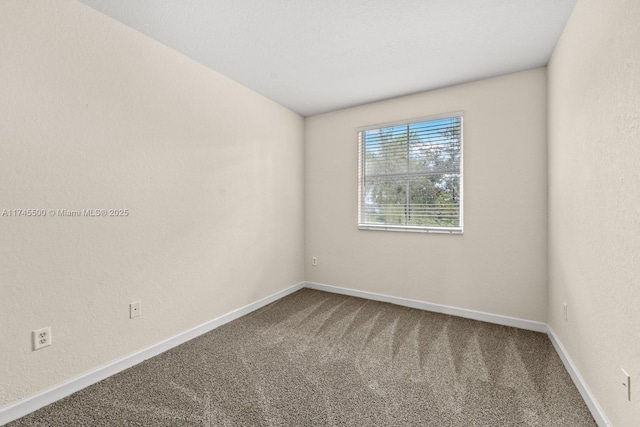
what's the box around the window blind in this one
[358,112,463,233]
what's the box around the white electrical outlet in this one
[622,368,631,401]
[563,303,568,321]
[312,256,318,266]
[33,327,52,350]
[130,301,141,319]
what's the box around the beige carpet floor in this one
[8,289,596,426]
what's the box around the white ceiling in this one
[79,0,576,116]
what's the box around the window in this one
[358,112,463,233]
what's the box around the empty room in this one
[1,0,638,426]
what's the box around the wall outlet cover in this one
[33,327,52,350]
[130,302,141,319]
[622,368,631,401]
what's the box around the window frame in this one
[357,111,464,234]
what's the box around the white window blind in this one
[358,112,463,233]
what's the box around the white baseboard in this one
[304,281,548,333]
[0,282,305,426]
[547,326,611,427]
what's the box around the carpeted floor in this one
[8,289,596,426]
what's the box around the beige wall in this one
[0,0,304,407]
[548,0,640,425]
[305,69,548,322]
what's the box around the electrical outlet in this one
[311,256,318,266]
[563,303,568,321]
[130,301,141,319]
[622,368,631,401]
[33,327,52,350]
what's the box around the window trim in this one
[357,111,464,234]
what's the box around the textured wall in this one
[305,69,548,322]
[547,0,640,425]
[0,0,304,407]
